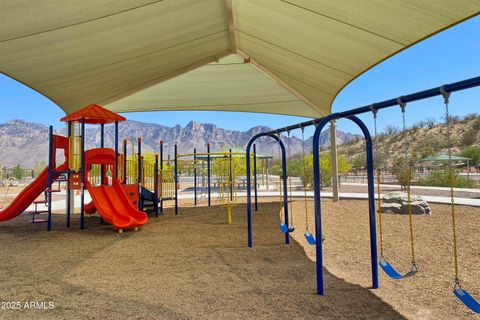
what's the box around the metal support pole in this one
[160,140,164,214]
[100,123,105,185]
[246,133,289,248]
[123,140,127,184]
[66,122,72,228]
[312,113,378,295]
[137,138,142,210]
[330,120,339,202]
[253,144,258,211]
[47,126,53,231]
[229,148,233,201]
[194,148,197,206]
[174,144,178,215]
[207,143,211,207]
[114,121,119,179]
[80,118,85,230]
[154,154,159,217]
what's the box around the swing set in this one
[277,129,318,245]
[372,102,418,280]
[245,75,480,314]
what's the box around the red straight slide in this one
[0,163,68,221]
[85,178,147,230]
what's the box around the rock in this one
[380,192,431,215]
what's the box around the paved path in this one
[343,182,480,193]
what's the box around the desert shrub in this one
[351,154,366,169]
[384,125,399,135]
[464,113,479,122]
[413,146,436,159]
[471,117,480,131]
[425,118,437,129]
[418,134,449,152]
[418,171,477,188]
[461,146,480,165]
[391,157,410,189]
[412,120,427,130]
[447,115,461,124]
[461,129,477,146]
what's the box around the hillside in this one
[0,119,359,168]
[339,114,480,168]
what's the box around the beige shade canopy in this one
[0,0,479,118]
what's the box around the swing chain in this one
[441,86,460,282]
[371,106,385,258]
[301,127,309,232]
[398,98,417,267]
[287,130,293,227]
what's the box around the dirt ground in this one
[0,198,478,319]
[287,199,480,319]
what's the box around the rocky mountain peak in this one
[0,119,360,168]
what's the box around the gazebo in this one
[419,154,472,181]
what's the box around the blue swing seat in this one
[379,258,403,280]
[454,285,480,314]
[304,231,316,245]
[279,223,295,233]
[379,258,417,280]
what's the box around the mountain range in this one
[0,119,360,168]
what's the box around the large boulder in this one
[381,191,431,215]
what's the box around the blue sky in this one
[1,16,479,138]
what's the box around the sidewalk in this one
[343,182,480,193]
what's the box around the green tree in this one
[34,160,48,177]
[461,146,480,165]
[461,129,477,146]
[12,164,25,180]
[391,157,412,190]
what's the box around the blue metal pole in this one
[348,115,379,290]
[312,116,333,295]
[160,140,164,214]
[137,138,142,210]
[253,144,258,211]
[66,122,72,228]
[80,118,85,230]
[229,148,233,201]
[312,113,379,295]
[114,121,119,179]
[259,76,480,136]
[154,154,159,217]
[47,125,53,231]
[100,123,105,185]
[278,137,290,245]
[194,148,197,206]
[246,133,289,247]
[207,143,211,207]
[174,144,178,215]
[122,139,127,184]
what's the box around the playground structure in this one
[245,76,480,313]
[0,104,260,231]
[174,148,256,223]
[0,104,150,232]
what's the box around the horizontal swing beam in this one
[263,75,480,135]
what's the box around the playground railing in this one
[159,169,175,199]
[141,159,155,191]
[122,159,137,185]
